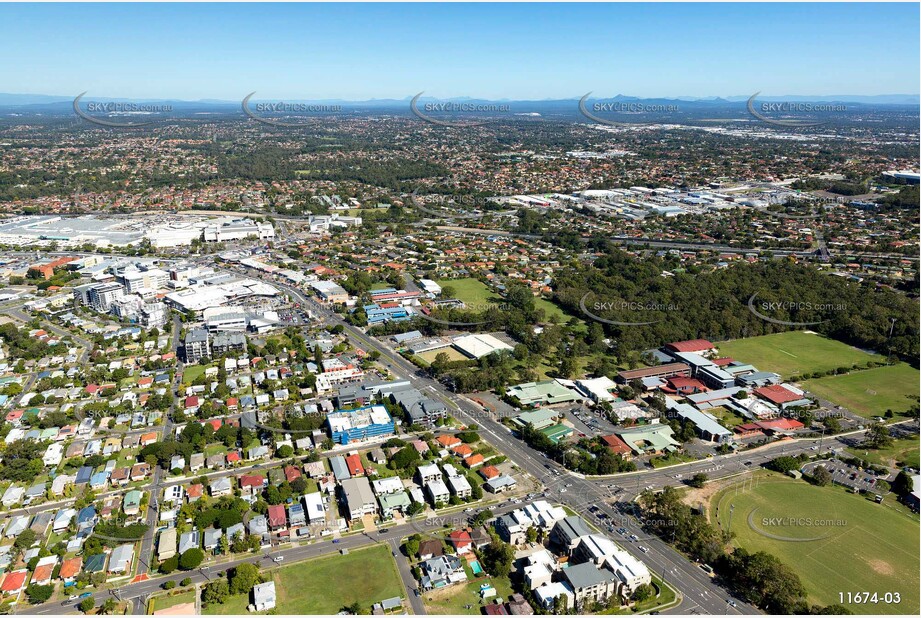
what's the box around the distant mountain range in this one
[0,92,917,108]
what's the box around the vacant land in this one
[711,473,919,614]
[708,406,747,429]
[417,347,469,363]
[717,331,877,379]
[803,363,920,417]
[148,589,196,614]
[847,435,921,470]
[435,278,496,307]
[422,565,514,615]
[205,546,403,614]
[181,364,210,383]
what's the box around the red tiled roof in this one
[463,453,485,468]
[451,444,473,457]
[448,530,472,548]
[754,385,803,405]
[436,435,462,448]
[665,339,715,353]
[60,557,82,579]
[757,418,805,431]
[480,465,500,479]
[345,454,365,476]
[284,466,302,483]
[267,505,287,527]
[239,474,264,488]
[31,564,55,583]
[600,434,632,456]
[1,570,27,592]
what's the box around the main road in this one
[246,273,764,614]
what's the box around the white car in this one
[638,546,649,553]
[273,556,284,563]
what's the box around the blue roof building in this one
[327,405,394,445]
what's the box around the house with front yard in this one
[158,529,177,561]
[378,491,412,518]
[426,479,450,506]
[419,554,467,589]
[338,476,378,520]
[108,544,135,574]
[252,581,277,612]
[210,476,232,497]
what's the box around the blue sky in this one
[0,2,917,100]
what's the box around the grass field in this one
[802,363,920,417]
[847,436,921,470]
[206,545,404,614]
[182,364,210,383]
[416,347,468,363]
[148,589,196,614]
[711,473,919,614]
[708,406,747,429]
[435,278,497,308]
[422,565,514,615]
[717,331,878,379]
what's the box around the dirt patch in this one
[424,583,465,602]
[682,474,744,520]
[868,559,894,576]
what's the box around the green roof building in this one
[506,380,579,407]
[512,408,558,431]
[616,424,680,455]
[540,424,574,444]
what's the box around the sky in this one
[0,2,917,100]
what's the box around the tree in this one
[864,423,893,449]
[100,598,117,615]
[404,535,421,558]
[765,456,802,474]
[159,555,179,574]
[163,580,176,590]
[722,548,807,614]
[79,596,95,613]
[26,584,54,604]
[632,583,654,602]
[276,445,294,458]
[180,578,192,587]
[229,562,262,595]
[892,470,913,496]
[479,539,515,578]
[688,473,709,488]
[810,466,832,486]
[202,580,229,605]
[179,548,205,570]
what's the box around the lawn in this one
[534,296,583,328]
[802,363,920,417]
[207,545,404,614]
[650,452,698,468]
[711,473,919,614]
[435,278,496,308]
[182,364,210,383]
[416,347,468,363]
[717,331,879,379]
[707,406,747,429]
[604,576,678,614]
[846,435,921,470]
[423,569,515,615]
[148,589,196,614]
